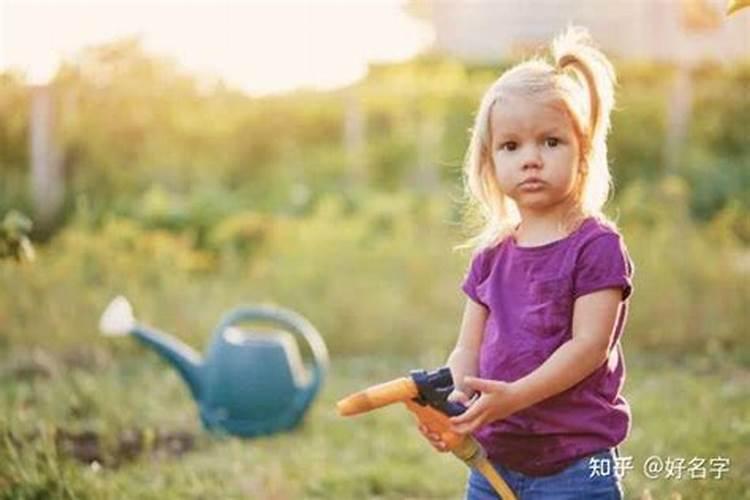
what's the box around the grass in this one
[1,349,748,499]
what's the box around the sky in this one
[0,0,434,95]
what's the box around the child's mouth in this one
[519,180,546,191]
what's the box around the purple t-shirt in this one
[461,216,634,476]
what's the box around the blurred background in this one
[1,1,748,498]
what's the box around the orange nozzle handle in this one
[336,377,418,416]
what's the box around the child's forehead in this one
[489,95,573,134]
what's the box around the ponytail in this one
[552,26,616,149]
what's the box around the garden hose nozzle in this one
[337,367,517,500]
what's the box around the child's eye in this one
[500,141,518,152]
[545,137,560,147]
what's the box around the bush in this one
[618,177,750,357]
[2,190,748,361]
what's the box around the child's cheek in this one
[492,153,512,183]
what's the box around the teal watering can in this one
[99,296,328,437]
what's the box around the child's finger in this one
[418,425,448,451]
[452,405,489,433]
[451,413,485,434]
[418,425,435,439]
[447,389,470,404]
[449,396,486,427]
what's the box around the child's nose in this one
[521,145,543,170]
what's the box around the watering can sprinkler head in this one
[99,295,136,336]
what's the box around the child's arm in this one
[420,298,486,451]
[446,298,487,400]
[449,288,622,433]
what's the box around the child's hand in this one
[417,389,474,452]
[449,376,527,434]
[418,423,450,452]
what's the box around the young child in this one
[419,26,634,499]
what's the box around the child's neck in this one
[514,206,585,247]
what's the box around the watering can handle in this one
[213,305,329,385]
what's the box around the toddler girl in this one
[420,26,634,499]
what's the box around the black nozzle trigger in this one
[410,367,468,417]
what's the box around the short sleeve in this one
[573,233,634,301]
[461,249,491,307]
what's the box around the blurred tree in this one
[30,83,64,233]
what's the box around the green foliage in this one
[0,73,31,216]
[618,177,750,356]
[247,192,465,354]
[608,62,673,187]
[1,355,748,498]
[1,41,747,237]
[690,62,750,160]
[0,72,29,173]
[0,211,35,262]
[1,189,748,360]
[0,192,465,355]
[1,425,91,499]
[684,63,750,228]
[0,41,747,359]
[1,36,748,500]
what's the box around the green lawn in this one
[1,350,748,499]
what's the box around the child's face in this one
[489,95,582,214]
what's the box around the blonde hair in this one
[462,26,617,251]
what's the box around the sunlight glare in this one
[0,0,434,94]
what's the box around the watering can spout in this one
[99,296,204,400]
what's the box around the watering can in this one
[99,296,329,437]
